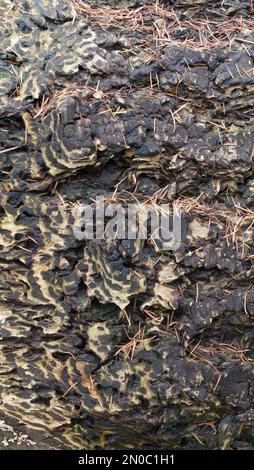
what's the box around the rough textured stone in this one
[0,0,254,450]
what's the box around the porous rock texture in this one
[1,0,254,449]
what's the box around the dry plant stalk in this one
[67,0,253,52]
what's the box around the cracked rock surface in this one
[1,0,254,449]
